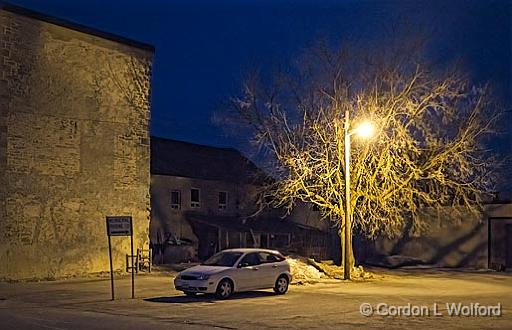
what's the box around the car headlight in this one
[196,274,210,280]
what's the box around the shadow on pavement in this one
[145,291,277,304]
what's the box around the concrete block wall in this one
[0,9,152,280]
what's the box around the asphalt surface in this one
[0,269,511,329]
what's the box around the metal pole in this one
[344,109,352,280]
[108,234,115,300]
[130,220,135,299]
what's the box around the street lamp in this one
[344,110,374,280]
[354,121,375,138]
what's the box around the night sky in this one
[5,0,512,152]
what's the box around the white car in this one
[174,248,292,299]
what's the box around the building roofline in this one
[151,136,239,153]
[150,136,270,184]
[1,2,155,52]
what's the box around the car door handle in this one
[251,267,259,271]
[271,264,278,268]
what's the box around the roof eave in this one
[1,2,155,52]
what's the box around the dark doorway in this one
[489,218,512,271]
[261,234,268,248]
[190,222,218,260]
[246,232,255,247]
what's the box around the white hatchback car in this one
[174,248,291,299]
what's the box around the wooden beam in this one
[217,228,221,252]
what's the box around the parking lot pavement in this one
[0,269,511,329]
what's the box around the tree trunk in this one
[340,223,345,267]
[340,218,355,278]
[348,216,355,269]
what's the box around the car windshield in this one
[202,251,243,267]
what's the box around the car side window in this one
[258,252,285,263]
[274,253,285,262]
[239,253,261,267]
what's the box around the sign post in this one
[106,216,134,300]
[107,229,115,300]
[129,219,134,299]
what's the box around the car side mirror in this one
[238,262,249,268]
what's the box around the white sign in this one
[106,216,132,236]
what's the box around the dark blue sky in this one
[6,0,512,150]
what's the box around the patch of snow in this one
[287,257,322,284]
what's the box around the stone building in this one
[150,137,333,264]
[0,4,153,280]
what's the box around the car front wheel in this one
[274,275,289,295]
[215,279,233,299]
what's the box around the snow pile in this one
[350,265,374,280]
[307,259,374,281]
[286,256,375,284]
[287,257,323,284]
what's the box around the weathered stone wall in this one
[0,9,152,280]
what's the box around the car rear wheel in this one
[215,279,233,299]
[273,275,289,294]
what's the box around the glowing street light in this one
[344,112,374,280]
[354,121,375,139]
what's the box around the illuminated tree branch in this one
[221,40,501,271]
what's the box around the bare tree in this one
[221,38,501,278]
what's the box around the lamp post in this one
[343,110,374,280]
